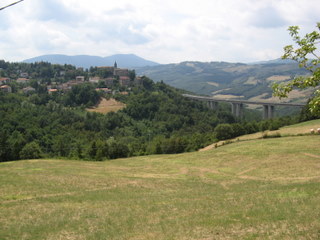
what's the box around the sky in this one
[0,0,319,64]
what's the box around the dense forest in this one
[0,60,309,162]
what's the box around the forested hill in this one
[0,78,225,161]
[0,61,300,162]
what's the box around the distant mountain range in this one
[23,54,159,69]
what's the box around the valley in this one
[1,2,319,239]
[0,56,319,239]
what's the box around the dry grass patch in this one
[222,65,254,73]
[87,98,125,114]
[207,81,219,87]
[248,93,272,102]
[248,92,306,104]
[244,76,259,85]
[212,94,244,99]
[266,75,291,82]
[286,89,312,100]
[211,88,231,95]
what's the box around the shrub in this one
[262,132,281,139]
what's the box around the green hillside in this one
[0,78,229,162]
[136,61,310,103]
[1,120,320,239]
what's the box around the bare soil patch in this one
[87,98,125,114]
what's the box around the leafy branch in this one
[273,22,320,114]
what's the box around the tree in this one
[88,141,97,159]
[8,131,26,160]
[129,70,136,81]
[20,142,42,160]
[0,130,10,162]
[214,124,234,140]
[273,22,320,115]
[64,83,100,107]
[231,123,246,137]
[95,140,109,161]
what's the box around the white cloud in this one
[0,0,319,63]
[249,6,287,28]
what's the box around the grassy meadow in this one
[1,121,320,239]
[201,119,320,151]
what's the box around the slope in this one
[201,119,320,151]
[136,61,310,103]
[1,120,320,239]
[23,54,159,68]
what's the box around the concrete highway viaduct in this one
[182,94,306,119]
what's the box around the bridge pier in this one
[231,103,244,118]
[207,101,218,110]
[182,94,305,120]
[263,105,275,119]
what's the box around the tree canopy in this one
[273,22,320,115]
[0,60,300,162]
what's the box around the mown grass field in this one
[1,121,320,239]
[201,119,320,151]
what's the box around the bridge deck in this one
[182,94,306,107]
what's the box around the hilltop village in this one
[0,61,143,94]
[47,62,143,94]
